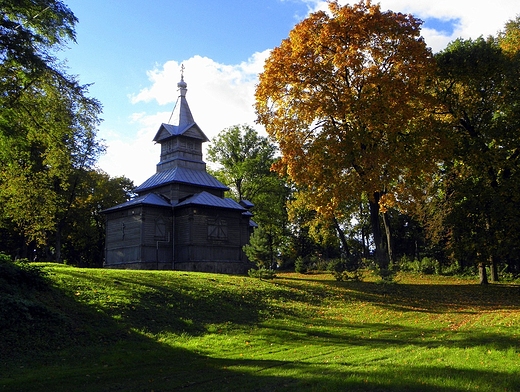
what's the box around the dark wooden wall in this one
[104,203,252,273]
[105,206,173,268]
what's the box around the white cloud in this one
[379,0,519,52]
[96,112,166,185]
[131,52,270,138]
[310,0,520,53]
[99,51,270,185]
[98,1,520,185]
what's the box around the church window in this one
[154,218,167,240]
[207,217,228,240]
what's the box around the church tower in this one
[153,70,207,173]
[102,68,255,273]
[134,71,228,201]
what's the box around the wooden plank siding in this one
[104,200,252,273]
[173,205,252,273]
[105,208,143,266]
[104,205,174,269]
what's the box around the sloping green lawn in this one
[1,265,519,391]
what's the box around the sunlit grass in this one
[2,265,519,391]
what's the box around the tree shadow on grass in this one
[2,270,519,392]
[278,276,520,314]
[257,317,520,352]
[9,344,520,392]
[51,269,275,336]
[1,275,266,392]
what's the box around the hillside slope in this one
[2,264,519,391]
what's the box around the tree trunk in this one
[236,178,243,201]
[489,255,499,282]
[55,229,62,263]
[360,202,368,258]
[485,218,498,282]
[479,262,488,285]
[382,210,394,264]
[55,220,64,263]
[369,192,389,273]
[332,216,350,258]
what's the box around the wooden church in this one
[102,73,255,274]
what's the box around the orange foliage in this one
[255,0,442,215]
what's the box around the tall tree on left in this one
[0,1,105,261]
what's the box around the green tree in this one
[61,170,133,267]
[0,1,107,261]
[430,31,520,283]
[0,0,77,100]
[287,189,359,267]
[207,125,290,267]
[243,226,274,269]
[0,64,104,257]
[255,1,441,277]
[207,124,277,202]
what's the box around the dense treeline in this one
[1,1,518,282]
[0,0,133,266]
[210,2,520,284]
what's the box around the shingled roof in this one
[102,193,171,213]
[135,166,228,193]
[176,191,246,211]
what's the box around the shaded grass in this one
[1,266,519,391]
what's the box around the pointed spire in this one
[167,65,194,126]
[178,64,187,97]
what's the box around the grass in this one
[1,264,519,391]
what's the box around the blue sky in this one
[59,0,520,185]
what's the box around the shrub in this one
[0,254,49,291]
[397,255,414,272]
[294,257,308,273]
[327,258,361,281]
[248,267,276,280]
[0,253,52,330]
[296,255,325,273]
[396,256,441,275]
[313,258,330,272]
[416,257,440,275]
[0,252,11,263]
[368,261,397,282]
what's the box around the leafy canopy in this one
[0,1,106,252]
[207,124,276,202]
[0,1,76,65]
[425,30,520,276]
[255,0,441,217]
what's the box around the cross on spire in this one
[177,64,188,97]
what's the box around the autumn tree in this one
[255,1,441,276]
[498,16,520,55]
